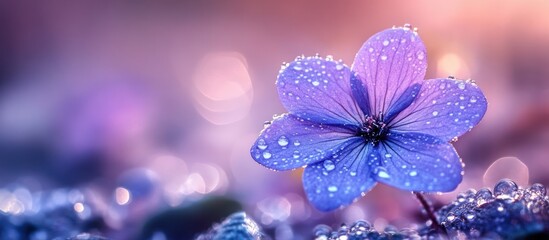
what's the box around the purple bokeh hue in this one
[0,1,548,238]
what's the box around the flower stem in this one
[413,192,447,236]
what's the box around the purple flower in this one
[250,26,487,211]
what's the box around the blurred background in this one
[0,1,548,239]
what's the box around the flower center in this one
[357,115,388,145]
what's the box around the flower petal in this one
[389,78,488,141]
[373,132,463,192]
[303,140,377,211]
[351,26,427,116]
[277,56,365,126]
[251,114,356,171]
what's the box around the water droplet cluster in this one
[313,221,420,240]
[311,179,549,239]
[433,179,549,239]
[0,188,105,239]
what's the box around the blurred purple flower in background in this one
[251,26,488,211]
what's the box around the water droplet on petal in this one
[432,111,439,116]
[417,51,425,60]
[328,186,338,192]
[293,151,300,159]
[409,171,417,177]
[277,136,289,147]
[293,140,301,146]
[375,167,390,179]
[323,160,335,171]
[349,171,357,176]
[257,139,267,150]
[263,151,272,159]
[458,82,466,90]
[382,40,389,46]
[293,65,303,71]
[380,55,387,61]
[312,80,320,86]
[384,153,392,158]
[336,64,344,70]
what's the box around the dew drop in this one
[380,55,387,61]
[382,40,389,46]
[529,183,546,196]
[293,151,300,159]
[447,215,455,221]
[470,97,478,103]
[384,153,392,158]
[336,64,344,70]
[351,220,370,231]
[432,111,439,116]
[409,171,417,177]
[417,51,425,60]
[262,151,272,159]
[475,188,493,206]
[494,179,518,197]
[458,82,466,90]
[277,136,289,147]
[257,139,267,150]
[313,225,332,238]
[349,171,357,176]
[323,160,335,171]
[328,186,338,192]
[368,48,374,53]
[293,65,303,71]
[376,167,390,179]
[312,80,320,86]
[497,205,504,212]
[293,140,301,146]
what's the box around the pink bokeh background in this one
[0,1,548,238]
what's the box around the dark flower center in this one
[357,115,388,145]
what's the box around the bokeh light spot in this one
[115,187,131,205]
[483,156,529,187]
[191,52,254,125]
